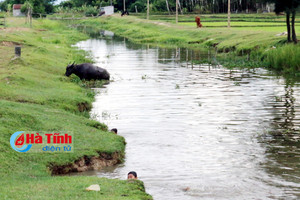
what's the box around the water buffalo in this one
[65,63,110,80]
[121,10,129,16]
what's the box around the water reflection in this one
[278,81,297,131]
[73,31,300,200]
[259,79,300,199]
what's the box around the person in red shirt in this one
[195,16,202,28]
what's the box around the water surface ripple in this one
[75,37,300,200]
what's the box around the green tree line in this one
[57,0,278,13]
[0,0,55,14]
[0,0,285,14]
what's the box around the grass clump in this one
[264,44,300,75]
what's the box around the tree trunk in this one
[166,0,171,15]
[178,0,183,14]
[176,0,178,23]
[147,0,149,20]
[291,10,297,44]
[228,0,230,28]
[286,10,291,42]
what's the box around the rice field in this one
[179,21,300,33]
[133,13,300,32]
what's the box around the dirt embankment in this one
[50,152,122,175]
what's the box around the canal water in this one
[75,33,300,200]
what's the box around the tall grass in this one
[265,44,300,74]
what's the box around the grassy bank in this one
[0,17,152,200]
[78,14,300,75]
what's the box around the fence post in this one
[191,50,193,69]
[186,49,188,68]
[15,46,21,57]
[29,8,32,28]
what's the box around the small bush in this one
[84,6,98,17]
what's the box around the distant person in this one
[127,171,138,179]
[195,16,202,28]
[111,128,118,134]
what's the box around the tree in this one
[21,1,33,26]
[59,0,75,8]
[0,2,8,13]
[21,1,33,14]
[266,0,299,44]
[7,3,12,14]
[0,0,55,14]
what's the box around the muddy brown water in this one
[72,33,300,200]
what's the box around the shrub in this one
[84,6,98,17]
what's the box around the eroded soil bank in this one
[50,152,123,175]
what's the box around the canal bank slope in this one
[78,15,300,76]
[0,18,152,200]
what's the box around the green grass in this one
[133,13,300,23]
[180,21,300,29]
[77,15,299,75]
[78,15,288,50]
[179,21,300,34]
[0,17,152,200]
[1,176,150,200]
[264,44,300,74]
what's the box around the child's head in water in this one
[127,171,137,179]
[111,128,118,134]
